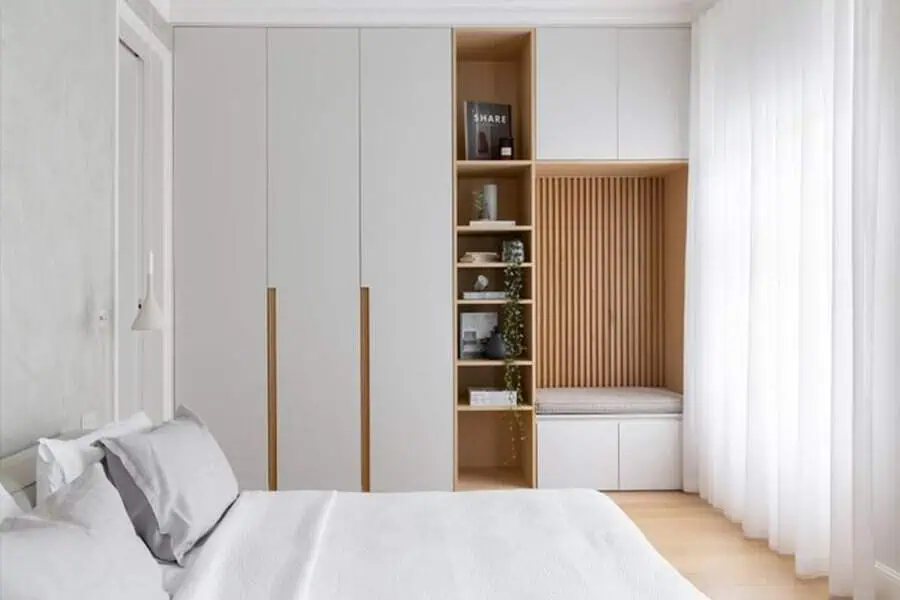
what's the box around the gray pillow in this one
[0,464,167,600]
[99,406,238,565]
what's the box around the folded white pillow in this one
[0,464,167,600]
[35,412,152,503]
[0,483,23,522]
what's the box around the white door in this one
[361,28,454,491]
[537,28,618,160]
[117,41,164,424]
[268,29,361,492]
[174,28,269,490]
[617,28,691,160]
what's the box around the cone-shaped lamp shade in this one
[132,251,164,332]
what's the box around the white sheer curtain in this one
[684,0,900,597]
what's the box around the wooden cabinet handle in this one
[360,286,371,492]
[267,287,278,491]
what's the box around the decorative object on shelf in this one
[460,251,499,264]
[502,250,527,461]
[468,388,517,407]
[468,220,517,228]
[502,239,525,263]
[485,326,506,359]
[132,251,164,332]
[464,101,512,160]
[499,137,515,160]
[459,312,498,359]
[464,275,506,301]
[472,189,486,220]
[463,291,507,301]
[483,184,498,220]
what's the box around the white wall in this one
[0,0,117,456]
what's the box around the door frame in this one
[115,1,174,422]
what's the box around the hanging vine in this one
[502,242,526,463]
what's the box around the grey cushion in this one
[99,406,238,565]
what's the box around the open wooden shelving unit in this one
[453,28,537,491]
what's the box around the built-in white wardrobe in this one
[175,27,453,492]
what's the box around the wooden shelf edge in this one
[457,262,533,269]
[456,225,533,234]
[456,160,533,177]
[457,299,533,305]
[457,359,533,367]
[456,467,529,491]
[457,404,534,412]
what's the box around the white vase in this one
[483,184,499,221]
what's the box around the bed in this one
[1,420,706,600]
[173,488,705,600]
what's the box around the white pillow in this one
[0,464,167,600]
[0,483,23,522]
[35,412,152,503]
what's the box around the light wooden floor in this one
[610,492,831,600]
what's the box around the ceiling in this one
[167,0,714,26]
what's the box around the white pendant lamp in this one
[132,251,164,332]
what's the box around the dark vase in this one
[485,326,506,360]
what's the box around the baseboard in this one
[876,562,900,600]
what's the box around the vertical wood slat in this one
[535,176,665,389]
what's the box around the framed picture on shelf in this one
[459,312,498,359]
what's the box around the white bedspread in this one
[174,489,706,600]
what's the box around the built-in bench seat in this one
[537,387,683,491]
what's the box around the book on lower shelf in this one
[468,388,517,407]
[467,220,517,229]
[462,291,507,301]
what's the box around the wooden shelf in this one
[457,299,533,305]
[457,359,533,367]
[456,225,533,235]
[457,262,533,269]
[535,160,688,178]
[456,467,529,491]
[457,160,532,177]
[457,403,533,412]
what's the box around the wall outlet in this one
[80,412,99,430]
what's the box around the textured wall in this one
[0,0,117,455]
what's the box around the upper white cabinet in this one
[537,28,618,160]
[618,28,691,160]
[174,28,268,490]
[268,28,361,492]
[536,27,690,161]
[361,28,454,492]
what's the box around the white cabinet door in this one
[174,28,268,490]
[268,28,361,491]
[618,28,691,160]
[538,417,619,490]
[618,419,682,490]
[361,28,454,492]
[537,28,618,160]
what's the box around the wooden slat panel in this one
[536,176,667,388]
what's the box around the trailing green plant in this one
[502,251,527,463]
[473,191,486,220]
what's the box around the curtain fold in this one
[685,0,899,596]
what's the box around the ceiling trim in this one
[169,4,696,26]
